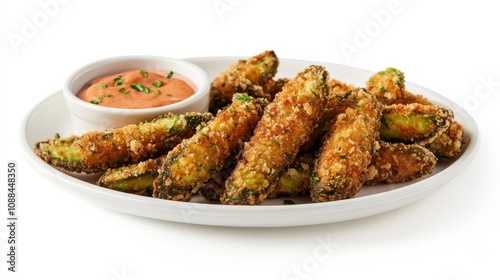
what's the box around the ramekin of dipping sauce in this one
[63,55,210,133]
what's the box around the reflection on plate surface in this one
[21,57,479,227]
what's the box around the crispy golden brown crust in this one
[380,103,454,145]
[209,50,279,113]
[366,67,406,105]
[97,155,166,196]
[221,65,330,205]
[366,66,465,158]
[201,153,314,201]
[310,88,383,202]
[301,79,354,153]
[153,94,268,201]
[425,119,466,158]
[33,113,213,173]
[365,142,437,185]
[329,78,355,96]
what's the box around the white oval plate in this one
[21,57,479,227]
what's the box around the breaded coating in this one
[153,94,267,201]
[366,67,406,104]
[209,50,279,113]
[267,78,290,100]
[302,78,354,152]
[425,119,466,158]
[329,78,355,96]
[366,67,434,105]
[328,78,354,113]
[33,112,213,173]
[367,66,465,157]
[380,103,453,145]
[365,142,437,185]
[310,88,383,202]
[222,65,330,205]
[97,155,166,196]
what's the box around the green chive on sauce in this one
[77,69,194,109]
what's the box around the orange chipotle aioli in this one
[77,69,195,109]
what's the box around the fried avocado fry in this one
[97,155,166,196]
[276,142,437,196]
[209,50,279,113]
[203,142,437,201]
[367,66,466,157]
[305,101,453,152]
[425,119,466,158]
[310,88,383,202]
[153,94,267,201]
[34,112,213,173]
[379,103,453,145]
[366,67,405,104]
[222,65,330,205]
[365,142,437,185]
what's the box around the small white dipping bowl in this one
[63,55,210,134]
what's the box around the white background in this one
[1,0,499,279]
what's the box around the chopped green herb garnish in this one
[378,87,386,93]
[98,84,107,89]
[152,80,163,88]
[114,77,125,86]
[234,93,251,102]
[283,199,295,205]
[107,94,113,98]
[131,83,153,93]
[131,83,144,91]
[55,133,61,139]
[156,90,162,95]
[90,97,104,105]
[86,82,94,88]
[120,88,130,94]
[102,132,114,139]
[166,71,174,79]
[140,69,148,78]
